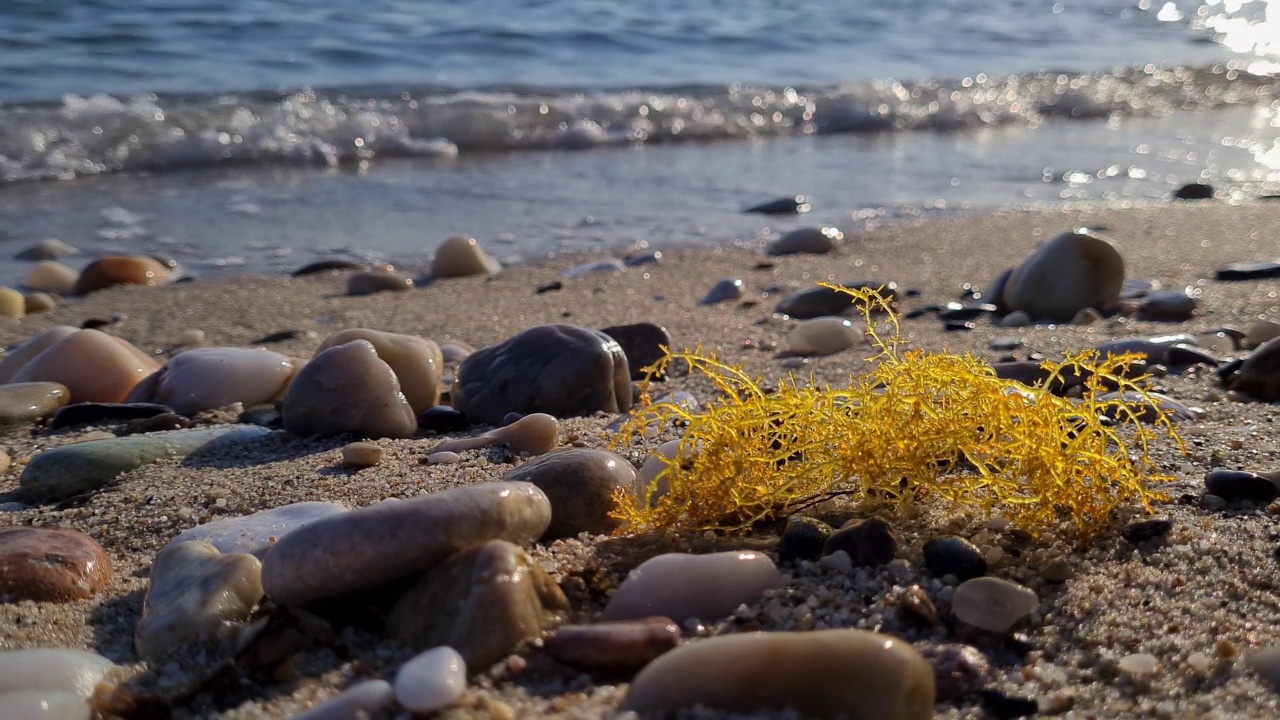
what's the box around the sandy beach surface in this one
[2,202,1279,719]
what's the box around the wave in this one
[0,62,1276,184]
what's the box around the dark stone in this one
[700,278,744,305]
[1204,469,1279,503]
[1165,344,1219,367]
[536,280,563,294]
[601,323,672,381]
[251,330,305,344]
[454,325,632,425]
[987,268,1013,315]
[417,405,467,433]
[126,412,191,433]
[292,259,367,276]
[1121,518,1173,543]
[1230,337,1280,401]
[1173,182,1214,200]
[944,321,976,332]
[918,644,993,701]
[822,518,896,567]
[778,516,833,564]
[81,318,113,330]
[938,302,997,321]
[1215,260,1280,281]
[48,402,176,429]
[923,536,987,581]
[980,689,1039,719]
[1119,277,1157,299]
[501,448,634,539]
[624,251,662,267]
[776,282,899,319]
[500,412,524,427]
[744,195,810,215]
[545,618,681,673]
[903,309,931,320]
[1215,357,1245,386]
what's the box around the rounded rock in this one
[1121,517,1173,543]
[788,317,859,356]
[24,291,57,314]
[24,261,79,295]
[126,347,296,416]
[1138,289,1198,321]
[823,518,896,567]
[1230,337,1280,401]
[0,648,117,698]
[72,255,169,295]
[0,287,24,317]
[417,405,467,433]
[316,329,443,412]
[1003,229,1125,322]
[7,329,159,404]
[599,323,672,381]
[0,527,113,603]
[280,340,417,439]
[700,278,745,305]
[346,272,413,296]
[545,617,681,673]
[1204,469,1278,503]
[0,382,71,426]
[923,536,987,582]
[601,551,783,624]
[766,226,843,256]
[1245,319,1280,349]
[951,577,1038,633]
[778,515,834,564]
[292,680,396,720]
[432,236,502,278]
[342,442,383,468]
[501,448,635,539]
[14,238,80,262]
[776,282,898,320]
[394,647,466,713]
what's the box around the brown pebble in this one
[0,526,114,602]
[343,442,384,468]
[545,617,681,673]
[1041,557,1074,583]
[0,449,8,474]
[73,256,170,295]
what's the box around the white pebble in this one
[1186,651,1211,673]
[427,451,462,465]
[1118,652,1158,676]
[951,577,1038,633]
[292,680,395,720]
[394,646,466,712]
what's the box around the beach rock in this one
[600,323,671,380]
[0,382,70,426]
[601,551,783,623]
[919,644,993,701]
[18,425,270,503]
[431,236,501,278]
[951,577,1038,632]
[778,516,834,563]
[1247,320,1280,349]
[14,238,80,261]
[938,302,997,321]
[1173,182,1214,200]
[0,527,113,603]
[1003,229,1125,322]
[998,310,1031,327]
[293,680,395,720]
[1120,277,1158,299]
[0,649,117,698]
[24,291,57,314]
[428,412,558,456]
[0,327,78,383]
[135,540,264,662]
[388,540,569,669]
[346,272,412,296]
[766,226,842,256]
[788,317,859,356]
[745,195,810,215]
[1230,337,1280,401]
[342,441,382,468]
[1204,469,1278,503]
[291,259,368,276]
[281,340,417,439]
[261,482,551,606]
[316,329,443,412]
[700,278,744,305]
[545,617,681,673]
[622,628,934,719]
[0,288,24,317]
[394,647,466,713]
[1098,390,1197,423]
[1138,289,1198,321]
[168,502,347,558]
[501,448,634,539]
[0,690,91,719]
[72,256,169,295]
[427,451,461,464]
[48,402,174,429]
[1217,260,1280,281]
[126,347,296,416]
[776,281,898,319]
[24,261,78,295]
[636,438,683,501]
[1095,334,1197,364]
[923,536,987,581]
[562,258,625,279]
[1122,517,1173,543]
[1166,344,1220,367]
[1248,646,1280,691]
[417,405,467,433]
[7,329,159,404]
[823,518,896,567]
[454,324,630,425]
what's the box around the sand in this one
[1,202,1279,719]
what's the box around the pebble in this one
[980,690,1039,719]
[1138,289,1198,321]
[998,310,1032,327]
[1204,469,1279,502]
[922,536,987,582]
[1230,337,1280,401]
[431,235,502,278]
[622,629,934,719]
[545,617,681,673]
[1215,259,1280,281]
[293,680,396,720]
[699,278,745,305]
[1121,517,1173,543]
[1118,652,1159,676]
[1165,343,1220,367]
[135,540,264,662]
[917,644,993,701]
[14,238,80,261]
[1071,306,1103,325]
[281,340,417,439]
[778,515,834,563]
[0,288,24,317]
[562,258,626,279]
[168,501,347,558]
[417,405,468,433]
[951,577,1038,632]
[0,450,7,474]
[317,329,443,412]
[599,323,672,381]
[766,226,843,256]
[601,551,783,623]
[938,301,997,321]
[126,347,296,416]
[346,272,413,296]
[788,317,860,356]
[291,259,367,276]
[24,291,57,314]
[17,425,270,503]
[0,527,113,603]
[820,550,854,573]
[261,482,551,606]
[1245,319,1280,349]
[1173,182,1214,200]
[4,328,159,404]
[624,250,662,267]
[0,689,91,719]
[1246,646,1280,691]
[0,648,117,698]
[823,518,897,567]
[1201,494,1228,511]
[1120,276,1158,299]
[429,412,558,456]
[24,261,78,295]
[745,195,810,215]
[776,281,898,319]
[1040,557,1074,583]
[1097,390,1198,423]
[1095,334,1197,364]
[394,647,466,712]
[427,451,462,464]
[387,540,569,669]
[502,448,635,539]
[342,441,383,468]
[48,402,174,429]
[0,382,71,426]
[72,255,169,294]
[454,324,631,424]
[1002,229,1125,322]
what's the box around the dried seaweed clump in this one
[611,285,1183,537]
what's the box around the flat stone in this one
[394,648,466,713]
[126,347,296,416]
[776,281,898,319]
[601,551,783,624]
[1204,469,1279,502]
[778,516,833,564]
[545,617,680,673]
[1120,277,1159,299]
[923,536,987,582]
[316,329,443,413]
[346,272,413,296]
[1097,390,1198,423]
[0,382,70,426]
[24,261,79,295]
[766,226,842,256]
[454,324,631,425]
[6,329,159,404]
[1122,517,1173,543]
[1094,334,1197,364]
[387,540,569,670]
[501,448,634,539]
[823,518,896,567]
[431,236,501,278]
[293,680,396,720]
[291,259,368,276]
[599,323,672,381]
[14,238,80,261]
[1173,182,1214,200]
[135,540,264,662]
[562,259,625,279]
[938,302,997,321]
[951,577,1038,632]
[168,502,347,558]
[18,425,270,503]
[1231,337,1280,401]
[1003,229,1125,322]
[0,648,117,698]
[1216,260,1280,281]
[72,256,169,295]
[700,278,744,305]
[342,441,383,468]
[48,402,174,429]
[622,629,934,719]
[261,482,551,607]
[281,340,417,439]
[1165,343,1220,367]
[788,317,860,356]
[0,527,113,603]
[744,195,810,215]
[1138,289,1198,321]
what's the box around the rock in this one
[431,236,501,278]
[1230,337,1280,401]
[427,451,461,464]
[1098,390,1198,423]
[998,310,1032,327]
[417,405,467,433]
[342,442,383,468]
[0,288,24,317]
[1040,557,1074,583]
[0,450,8,474]
[0,648,117,698]
[1216,260,1280,281]
[394,647,466,713]
[601,551,783,623]
[6,329,160,404]
[24,261,78,295]
[535,280,563,293]
[766,226,842,256]
[1247,646,1280,691]
[700,278,744,305]
[48,402,174,429]
[951,577,1038,632]
[823,518,896,567]
[600,323,671,381]
[1204,469,1279,502]
[262,482,551,606]
[1166,343,1219,367]
[14,238,80,261]
[429,412,558,456]
[24,291,57,314]
[1122,517,1173,543]
[778,516,834,563]
[545,617,680,673]
[980,690,1039,719]
[625,250,662,267]
[1120,277,1158,299]
[923,536,987,582]
[788,317,860,356]
[168,502,347,558]
[1245,319,1280,348]
[1138,289,1198,321]
[454,324,630,425]
[1095,334,1197,364]
[1173,182,1214,200]
[562,259,625,279]
[776,282,898,319]
[387,540,569,670]
[72,256,169,295]
[0,382,71,426]
[346,272,413,296]
[293,680,396,720]
[0,527,113,603]
[316,329,443,412]
[622,628,934,719]
[18,425,270,503]
[938,302,997,321]
[0,327,78,383]
[501,448,634,539]
[126,347,296,416]
[1002,229,1125,322]
[918,644,993,701]
[281,340,417,439]
[135,540,264,662]
[292,259,368,276]
[0,690,92,719]
[1118,652,1159,676]
[744,195,810,215]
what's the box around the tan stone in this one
[8,329,160,403]
[127,347,296,415]
[342,441,383,468]
[24,261,78,295]
[0,527,113,603]
[317,329,443,412]
[0,287,25,317]
[0,326,79,383]
[72,255,169,295]
[1003,229,1125,322]
[281,340,417,439]
[431,236,501,278]
[24,291,57,313]
[0,382,71,425]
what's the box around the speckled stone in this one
[545,617,681,673]
[922,536,987,582]
[431,236,501,278]
[0,527,113,603]
[823,518,897,567]
[602,551,783,623]
[501,448,635,539]
[0,382,70,426]
[778,516,834,563]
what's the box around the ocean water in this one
[1,0,1279,286]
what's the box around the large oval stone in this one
[0,382,70,426]
[776,282,898,319]
[25,261,79,296]
[387,540,569,671]
[501,448,635,539]
[281,340,417,439]
[431,236,501,278]
[766,226,842,256]
[454,324,631,425]
[261,482,552,607]
[0,327,79,384]
[0,527,113,603]
[7,329,159,403]
[622,629,935,719]
[602,551,783,623]
[14,238,80,262]
[1003,229,1125,322]
[1231,336,1280,401]
[951,577,1038,633]
[317,329,443,413]
[126,347,296,416]
[0,649,118,698]
[72,256,169,295]
[166,501,348,558]
[545,618,681,673]
[599,323,671,381]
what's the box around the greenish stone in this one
[0,382,70,427]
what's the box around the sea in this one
[1,0,1278,287]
